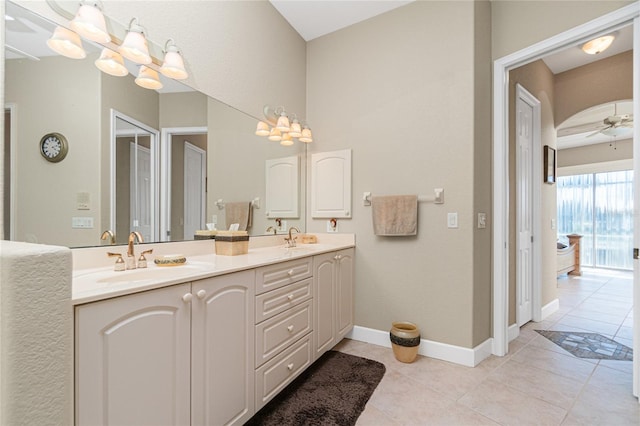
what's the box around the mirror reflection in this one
[3,1,306,248]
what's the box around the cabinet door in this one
[313,252,336,359]
[75,283,191,426]
[191,270,255,426]
[336,249,355,339]
[311,149,352,218]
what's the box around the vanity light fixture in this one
[70,1,110,44]
[160,39,188,80]
[95,48,128,76]
[255,105,313,145]
[46,26,87,59]
[119,18,152,65]
[135,65,163,90]
[581,35,615,55]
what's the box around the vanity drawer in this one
[255,278,312,323]
[255,257,313,295]
[255,300,312,368]
[255,334,312,411]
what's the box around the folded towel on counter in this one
[371,195,418,236]
[225,201,253,231]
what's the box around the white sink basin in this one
[74,262,212,286]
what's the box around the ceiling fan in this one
[586,106,634,138]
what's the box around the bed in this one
[557,234,582,276]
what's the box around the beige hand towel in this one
[225,201,253,231]
[371,195,418,236]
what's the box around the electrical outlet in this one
[327,219,338,233]
[278,220,287,233]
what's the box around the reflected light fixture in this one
[135,66,163,90]
[160,39,188,80]
[119,18,151,65]
[255,121,270,136]
[255,105,312,145]
[601,126,632,137]
[95,48,128,76]
[581,35,615,55]
[280,133,294,146]
[70,1,110,43]
[268,128,282,142]
[46,26,86,59]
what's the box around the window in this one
[557,170,633,270]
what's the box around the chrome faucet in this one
[126,231,144,269]
[266,226,277,235]
[285,227,300,248]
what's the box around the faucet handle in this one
[137,249,153,268]
[107,252,126,271]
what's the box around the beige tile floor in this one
[335,268,639,425]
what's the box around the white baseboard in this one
[346,326,493,367]
[541,299,559,321]
[508,323,519,342]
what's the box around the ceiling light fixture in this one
[600,126,632,137]
[46,26,87,59]
[160,39,188,80]
[95,48,128,77]
[135,66,163,90]
[70,1,110,44]
[119,18,152,65]
[255,105,313,146]
[581,35,615,55]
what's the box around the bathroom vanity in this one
[72,236,354,425]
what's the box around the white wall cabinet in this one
[265,155,299,218]
[75,270,255,426]
[310,149,352,218]
[312,248,355,360]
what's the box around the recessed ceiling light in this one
[581,35,615,55]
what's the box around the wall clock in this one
[39,132,68,163]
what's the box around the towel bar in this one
[363,189,444,206]
[215,198,261,210]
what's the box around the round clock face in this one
[40,132,68,163]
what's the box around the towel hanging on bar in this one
[225,201,253,231]
[371,195,418,236]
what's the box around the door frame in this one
[5,103,17,240]
[515,84,542,328]
[491,3,639,398]
[183,141,207,240]
[160,126,208,242]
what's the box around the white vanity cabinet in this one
[75,270,255,426]
[312,248,355,360]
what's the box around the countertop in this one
[72,234,355,305]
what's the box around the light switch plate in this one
[72,217,94,229]
[478,212,487,229]
[447,212,458,229]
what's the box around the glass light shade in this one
[268,128,282,142]
[582,35,615,54]
[255,121,270,136]
[160,47,188,80]
[601,126,632,137]
[299,128,313,143]
[276,114,290,132]
[135,66,163,90]
[280,133,294,146]
[119,28,151,65]
[46,26,86,59]
[70,3,110,43]
[288,120,302,138]
[95,48,128,77]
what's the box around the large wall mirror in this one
[4,1,306,248]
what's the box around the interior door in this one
[130,142,152,241]
[516,86,535,326]
[183,142,206,239]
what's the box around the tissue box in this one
[215,231,249,256]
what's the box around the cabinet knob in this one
[196,289,207,299]
[287,269,294,277]
[287,363,294,371]
[334,254,339,260]
[287,294,294,301]
[182,293,193,303]
[287,325,294,333]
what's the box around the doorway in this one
[492,5,639,397]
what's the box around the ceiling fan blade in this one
[586,128,607,137]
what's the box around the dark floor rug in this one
[246,350,386,426]
[536,330,633,361]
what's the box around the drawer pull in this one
[287,294,295,301]
[287,363,294,371]
[287,325,294,332]
[287,269,294,277]
[182,293,193,303]
[196,289,207,299]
